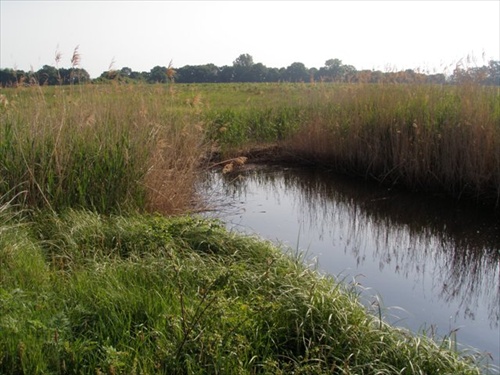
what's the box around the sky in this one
[1,1,499,78]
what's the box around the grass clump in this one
[0,84,205,215]
[1,209,490,374]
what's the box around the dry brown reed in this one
[70,45,81,68]
[167,60,176,82]
[143,121,206,214]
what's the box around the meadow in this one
[0,81,498,373]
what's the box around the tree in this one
[120,67,132,77]
[218,65,235,82]
[176,64,218,83]
[149,66,168,83]
[325,58,342,71]
[140,71,151,82]
[28,65,91,85]
[319,58,350,82]
[128,71,142,80]
[426,73,446,85]
[71,68,90,84]
[451,60,500,86]
[232,54,255,82]
[233,53,254,68]
[58,68,90,84]
[0,68,18,86]
[36,65,60,85]
[342,65,357,82]
[248,63,268,82]
[266,67,281,82]
[284,62,309,82]
[486,60,500,85]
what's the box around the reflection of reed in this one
[287,167,500,327]
[202,166,500,327]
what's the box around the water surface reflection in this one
[199,165,500,365]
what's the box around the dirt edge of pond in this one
[205,143,315,170]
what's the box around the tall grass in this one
[0,209,490,374]
[205,105,303,154]
[0,84,205,214]
[280,83,500,206]
[176,81,499,207]
[3,81,496,209]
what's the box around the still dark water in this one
[198,165,500,367]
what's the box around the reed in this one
[277,83,500,206]
[1,80,498,210]
[197,81,499,206]
[0,84,206,214]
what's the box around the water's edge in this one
[198,164,500,366]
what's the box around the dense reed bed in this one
[282,83,500,206]
[0,206,489,374]
[0,84,205,214]
[2,82,498,209]
[198,82,500,207]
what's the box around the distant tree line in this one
[0,66,90,87]
[1,54,499,87]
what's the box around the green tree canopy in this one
[248,63,268,82]
[233,53,254,68]
[285,62,309,82]
[36,65,60,85]
[149,66,168,83]
[120,67,132,77]
[0,68,19,86]
[176,64,219,83]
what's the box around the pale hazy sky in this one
[1,1,499,78]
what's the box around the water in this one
[198,164,500,367]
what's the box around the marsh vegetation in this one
[0,80,498,373]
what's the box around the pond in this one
[198,164,500,367]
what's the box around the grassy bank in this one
[202,83,500,207]
[0,207,489,374]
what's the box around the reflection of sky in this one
[200,169,500,367]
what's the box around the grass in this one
[0,80,498,373]
[2,81,498,209]
[282,83,500,206]
[0,84,205,214]
[0,208,491,374]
